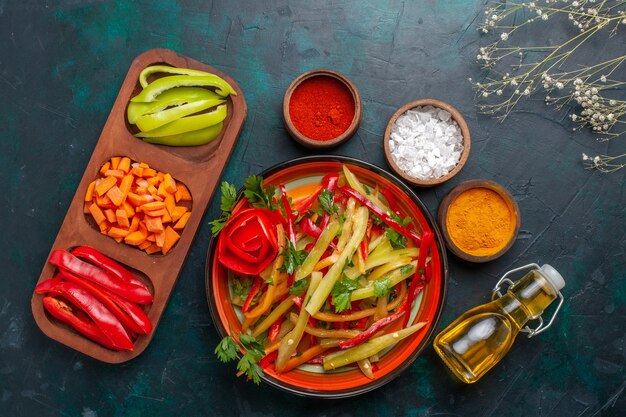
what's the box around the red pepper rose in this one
[217,208,279,276]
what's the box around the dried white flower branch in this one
[473,0,626,172]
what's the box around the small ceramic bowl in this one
[438,179,520,263]
[383,99,471,187]
[283,69,362,149]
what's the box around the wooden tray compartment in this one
[31,48,246,363]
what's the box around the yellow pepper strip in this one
[294,219,340,281]
[276,272,322,372]
[244,225,286,320]
[335,198,355,252]
[287,313,361,339]
[350,262,416,301]
[323,322,427,370]
[357,358,374,379]
[312,280,407,322]
[282,344,329,373]
[252,296,295,338]
[306,206,369,316]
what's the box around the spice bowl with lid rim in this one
[283,69,362,149]
[383,98,471,187]
[438,179,520,263]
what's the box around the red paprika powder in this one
[289,76,355,141]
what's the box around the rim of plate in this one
[205,155,449,399]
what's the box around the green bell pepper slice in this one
[139,65,218,88]
[134,98,225,132]
[136,104,227,137]
[141,122,224,147]
[127,87,221,124]
[131,75,236,102]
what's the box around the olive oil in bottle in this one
[434,264,565,384]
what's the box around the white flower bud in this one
[500,32,509,41]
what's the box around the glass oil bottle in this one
[434,264,565,384]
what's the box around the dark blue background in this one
[1,1,624,416]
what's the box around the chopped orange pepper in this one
[154,230,165,247]
[110,157,121,170]
[173,212,191,230]
[145,216,164,233]
[96,176,117,196]
[175,183,192,202]
[137,201,166,212]
[124,231,147,246]
[162,173,177,194]
[122,200,135,218]
[119,174,133,197]
[104,169,125,178]
[143,168,157,178]
[104,209,116,224]
[162,226,180,254]
[145,208,167,217]
[88,203,106,225]
[118,157,131,174]
[127,193,150,207]
[106,186,125,207]
[128,215,140,233]
[99,161,110,176]
[171,206,188,222]
[108,227,129,239]
[115,209,129,228]
[145,244,161,255]
[85,181,96,202]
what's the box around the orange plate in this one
[205,156,448,398]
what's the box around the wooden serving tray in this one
[31,48,247,363]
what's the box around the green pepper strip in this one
[131,75,236,102]
[135,98,225,132]
[136,104,227,137]
[141,122,224,147]
[127,87,220,124]
[139,65,217,88]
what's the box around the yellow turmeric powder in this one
[446,187,515,257]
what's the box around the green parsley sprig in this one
[331,276,359,313]
[244,176,278,211]
[214,333,265,385]
[209,181,238,234]
[278,241,307,275]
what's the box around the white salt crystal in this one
[389,106,464,180]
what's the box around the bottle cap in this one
[540,264,565,291]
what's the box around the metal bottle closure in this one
[491,263,565,338]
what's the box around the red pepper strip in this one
[371,363,379,372]
[71,246,148,290]
[339,187,422,245]
[352,316,369,330]
[241,276,262,314]
[48,250,153,305]
[268,316,283,343]
[380,188,403,217]
[304,243,316,252]
[45,281,134,350]
[259,350,279,369]
[300,218,322,239]
[57,269,152,334]
[42,296,122,351]
[308,317,318,345]
[35,275,64,293]
[280,184,297,287]
[306,355,325,365]
[292,173,340,215]
[402,282,426,328]
[417,231,434,274]
[338,309,406,349]
[359,218,374,262]
[425,262,433,283]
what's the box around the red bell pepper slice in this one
[241,276,262,314]
[268,316,283,343]
[44,281,134,350]
[300,218,322,239]
[417,231,434,274]
[338,309,406,349]
[292,296,303,309]
[217,208,279,276]
[339,186,422,245]
[380,188,403,218]
[292,172,340,214]
[71,246,148,290]
[56,269,152,334]
[259,350,279,369]
[42,296,122,351]
[48,250,153,305]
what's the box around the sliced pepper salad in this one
[213,165,434,383]
[85,157,192,255]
